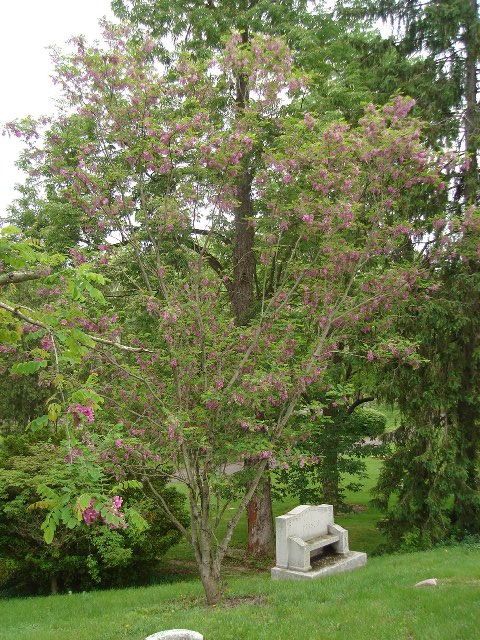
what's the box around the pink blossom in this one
[68,403,94,425]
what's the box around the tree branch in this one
[0,301,153,353]
[0,270,46,287]
[347,397,375,415]
[192,228,231,245]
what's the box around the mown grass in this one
[375,404,401,432]
[1,545,479,640]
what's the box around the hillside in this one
[1,545,479,640]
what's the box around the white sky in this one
[0,0,115,219]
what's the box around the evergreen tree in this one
[338,0,480,545]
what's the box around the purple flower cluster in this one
[82,496,127,529]
[68,403,95,425]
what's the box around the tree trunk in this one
[231,29,275,557]
[232,169,255,324]
[198,562,221,605]
[247,472,274,557]
[322,452,340,508]
[50,575,58,595]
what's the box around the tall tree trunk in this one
[231,28,275,558]
[232,169,255,323]
[322,449,340,508]
[50,575,58,595]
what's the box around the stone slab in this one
[414,578,438,588]
[276,504,334,569]
[145,631,203,640]
[271,551,367,581]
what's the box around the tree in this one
[276,386,386,512]
[338,0,480,546]
[3,22,447,602]
[372,218,480,548]
[109,0,435,557]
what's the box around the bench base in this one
[271,551,367,581]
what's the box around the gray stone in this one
[271,504,366,581]
[145,630,203,640]
[271,551,367,581]
[328,522,349,555]
[414,578,438,588]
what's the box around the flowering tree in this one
[3,23,448,603]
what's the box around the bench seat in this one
[288,533,340,552]
[287,532,342,571]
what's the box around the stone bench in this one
[275,505,349,572]
[271,504,367,580]
[288,532,341,572]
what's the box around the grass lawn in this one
[1,545,479,640]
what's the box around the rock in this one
[414,578,438,588]
[145,631,203,640]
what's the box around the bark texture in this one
[246,473,275,557]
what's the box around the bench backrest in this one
[275,504,334,568]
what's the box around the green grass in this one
[374,403,401,432]
[1,546,479,640]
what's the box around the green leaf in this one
[86,465,101,481]
[126,508,149,532]
[84,281,106,305]
[84,271,107,285]
[27,415,49,432]
[71,388,104,407]
[60,506,71,524]
[105,511,116,525]
[0,225,21,236]
[71,328,95,348]
[77,494,93,510]
[37,484,58,501]
[11,360,48,375]
[110,480,142,494]
[43,522,56,544]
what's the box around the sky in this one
[0,0,115,218]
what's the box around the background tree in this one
[276,386,386,512]
[337,0,480,548]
